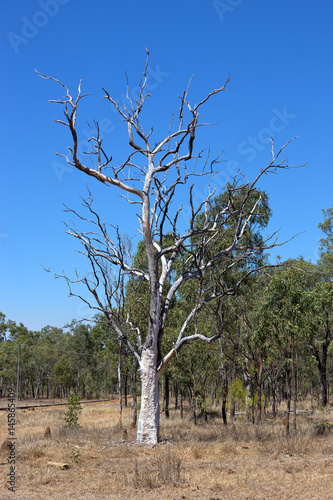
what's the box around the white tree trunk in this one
[136,348,160,445]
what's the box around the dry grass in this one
[0,400,332,499]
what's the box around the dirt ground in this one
[0,399,332,500]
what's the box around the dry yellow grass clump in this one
[0,400,332,499]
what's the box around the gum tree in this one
[318,205,333,279]
[37,52,302,444]
[260,263,312,433]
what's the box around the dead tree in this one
[37,51,303,445]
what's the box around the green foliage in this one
[70,446,82,463]
[0,312,8,342]
[247,391,264,410]
[196,392,209,416]
[85,372,94,399]
[314,422,333,435]
[64,393,82,429]
[259,261,314,351]
[228,378,247,411]
[318,205,333,277]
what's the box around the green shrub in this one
[314,422,333,435]
[64,393,82,429]
[228,378,247,412]
[70,446,82,463]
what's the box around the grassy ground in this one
[0,399,332,499]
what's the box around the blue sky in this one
[1,0,332,331]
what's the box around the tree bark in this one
[124,372,128,408]
[165,372,170,418]
[189,387,197,425]
[256,358,263,425]
[291,336,297,431]
[314,336,329,407]
[286,367,291,436]
[132,357,138,426]
[219,338,228,425]
[104,367,108,399]
[77,355,81,397]
[35,375,44,400]
[180,390,184,419]
[136,349,160,444]
[319,360,328,407]
[118,340,122,429]
[272,380,276,417]
[174,381,178,410]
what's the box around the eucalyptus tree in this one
[312,205,333,404]
[318,205,333,279]
[186,187,272,423]
[0,314,17,396]
[3,321,38,399]
[235,279,273,424]
[0,312,8,342]
[308,281,333,406]
[32,326,64,399]
[67,323,96,397]
[90,318,120,400]
[260,262,312,433]
[38,52,302,444]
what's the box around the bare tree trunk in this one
[77,355,81,397]
[219,338,228,425]
[174,381,178,410]
[291,336,297,431]
[215,381,219,408]
[132,357,137,426]
[124,372,128,408]
[310,380,313,407]
[104,367,108,399]
[136,349,160,444]
[161,375,165,413]
[35,376,43,400]
[317,350,328,407]
[180,390,184,419]
[30,380,35,399]
[256,358,263,425]
[221,365,228,426]
[250,382,255,424]
[286,367,291,437]
[231,321,240,419]
[272,380,276,417]
[165,372,170,418]
[209,378,217,408]
[189,387,197,425]
[118,340,122,429]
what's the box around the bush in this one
[314,422,333,435]
[64,393,82,429]
[228,378,247,412]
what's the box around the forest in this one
[1,198,332,436]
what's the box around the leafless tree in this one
[37,51,302,444]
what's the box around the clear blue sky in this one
[1,0,332,331]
